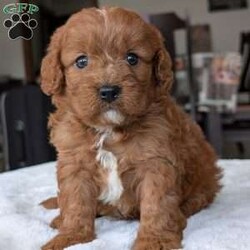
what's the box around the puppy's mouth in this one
[97,84,125,125]
[102,109,125,125]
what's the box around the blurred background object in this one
[0,85,56,170]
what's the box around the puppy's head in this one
[41,7,173,127]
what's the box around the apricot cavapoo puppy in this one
[40,7,222,250]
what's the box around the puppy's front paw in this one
[133,237,182,250]
[41,232,94,250]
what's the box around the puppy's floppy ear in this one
[40,26,65,95]
[153,47,173,93]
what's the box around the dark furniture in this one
[0,85,56,170]
[239,32,250,101]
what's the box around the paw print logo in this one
[3,13,37,40]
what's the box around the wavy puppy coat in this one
[40,7,222,250]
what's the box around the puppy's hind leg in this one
[40,196,58,209]
[181,165,222,217]
[181,194,210,217]
[50,215,62,229]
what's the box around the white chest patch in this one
[96,131,124,205]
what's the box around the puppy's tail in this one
[40,196,58,209]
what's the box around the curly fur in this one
[40,7,222,250]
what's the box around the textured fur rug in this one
[0,160,249,250]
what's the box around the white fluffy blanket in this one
[0,160,250,250]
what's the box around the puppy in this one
[40,7,222,250]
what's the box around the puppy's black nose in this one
[99,85,121,103]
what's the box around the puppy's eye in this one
[126,53,138,66]
[75,55,88,69]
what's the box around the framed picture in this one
[208,0,248,12]
[193,53,242,112]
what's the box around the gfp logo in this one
[3,3,39,40]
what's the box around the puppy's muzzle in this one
[99,85,121,103]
